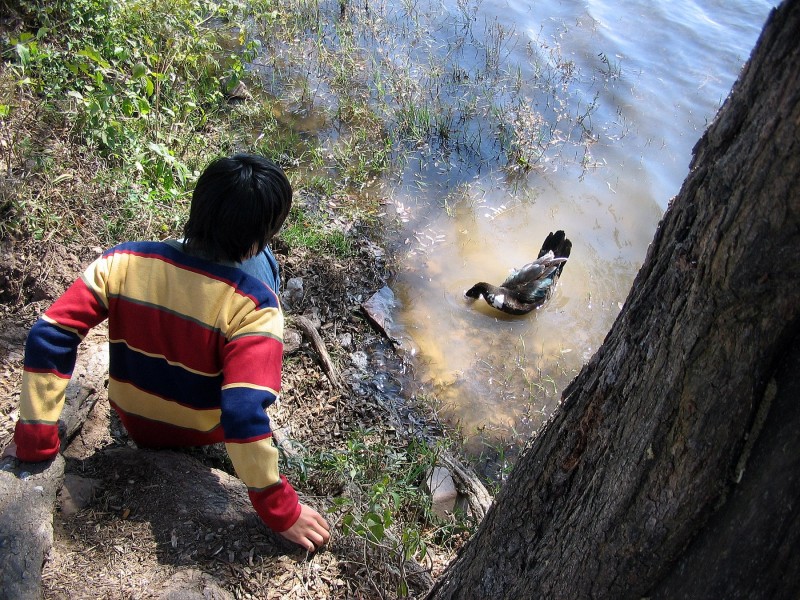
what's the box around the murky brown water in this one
[249,0,775,461]
[380,0,776,455]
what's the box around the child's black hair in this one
[183,154,292,262]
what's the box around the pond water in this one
[376,0,776,458]
[249,0,776,464]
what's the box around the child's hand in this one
[279,503,331,552]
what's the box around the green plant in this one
[279,204,353,257]
[0,0,249,242]
[293,429,448,596]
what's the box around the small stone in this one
[281,277,304,309]
[361,286,397,341]
[423,465,458,519]
[350,351,368,372]
[283,328,302,354]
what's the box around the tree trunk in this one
[427,1,800,598]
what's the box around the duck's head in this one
[465,283,489,299]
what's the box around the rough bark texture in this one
[0,333,108,600]
[0,455,65,600]
[428,1,800,598]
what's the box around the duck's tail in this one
[538,230,572,274]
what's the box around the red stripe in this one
[222,335,283,389]
[107,297,225,374]
[14,421,60,462]
[24,367,72,379]
[248,476,301,532]
[225,432,273,444]
[44,279,107,334]
[110,400,224,447]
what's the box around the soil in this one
[0,219,457,599]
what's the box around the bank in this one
[0,1,481,598]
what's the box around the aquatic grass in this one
[301,173,339,197]
[247,0,601,181]
[396,102,435,144]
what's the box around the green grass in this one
[0,0,238,242]
[283,428,474,596]
[279,204,353,257]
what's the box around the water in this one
[379,0,776,456]
[248,0,776,462]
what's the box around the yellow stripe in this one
[225,437,281,489]
[109,380,221,432]
[220,382,279,394]
[81,255,111,309]
[109,337,222,377]
[229,305,284,340]
[20,370,69,423]
[103,253,282,340]
[41,314,86,340]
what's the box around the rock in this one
[76,447,297,554]
[423,465,459,520]
[0,329,108,599]
[350,351,368,372]
[222,79,252,102]
[360,286,398,342]
[149,568,233,600]
[58,473,102,517]
[0,454,65,600]
[281,277,303,310]
[283,328,302,354]
[338,332,352,348]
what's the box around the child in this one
[9,154,330,552]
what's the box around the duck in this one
[465,230,572,315]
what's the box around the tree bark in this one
[427,1,800,598]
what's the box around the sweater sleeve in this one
[15,257,110,462]
[220,297,301,532]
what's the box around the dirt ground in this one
[0,231,457,599]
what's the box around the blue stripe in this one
[109,341,223,409]
[106,242,279,308]
[220,386,276,440]
[24,318,81,375]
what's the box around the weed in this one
[280,203,353,257]
[598,51,622,80]
[288,429,468,595]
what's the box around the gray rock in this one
[58,473,102,517]
[338,333,353,348]
[281,277,304,310]
[150,568,233,600]
[350,351,369,372]
[424,465,459,520]
[0,455,65,600]
[361,286,398,342]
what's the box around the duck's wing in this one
[501,252,555,288]
[513,269,559,303]
[501,252,567,304]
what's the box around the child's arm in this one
[14,258,110,462]
[220,300,309,535]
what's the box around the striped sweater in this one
[14,241,300,532]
